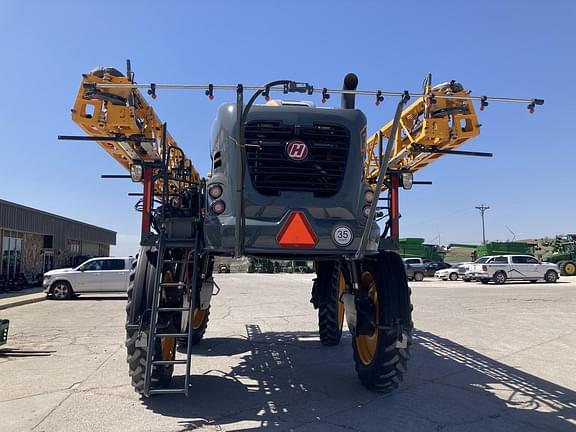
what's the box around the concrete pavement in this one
[1,275,575,431]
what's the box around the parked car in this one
[43,257,134,300]
[425,262,451,277]
[217,263,231,273]
[404,263,425,282]
[467,255,559,284]
[463,256,494,281]
[435,264,460,281]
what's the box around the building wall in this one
[0,199,116,274]
[99,243,110,256]
[22,232,43,275]
[81,241,100,257]
[0,199,116,251]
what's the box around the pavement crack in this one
[30,392,73,431]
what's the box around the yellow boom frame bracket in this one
[71,67,200,199]
[365,83,480,188]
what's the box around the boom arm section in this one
[71,67,200,198]
[365,81,480,188]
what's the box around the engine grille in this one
[244,121,350,197]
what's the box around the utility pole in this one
[475,204,490,244]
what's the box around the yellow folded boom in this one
[364,82,480,187]
[71,69,481,197]
[71,68,200,197]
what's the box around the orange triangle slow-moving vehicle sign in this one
[276,211,318,248]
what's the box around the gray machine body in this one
[204,102,380,259]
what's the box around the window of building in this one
[69,240,81,254]
[99,243,108,256]
[43,235,53,249]
[1,230,23,277]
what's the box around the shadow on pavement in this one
[142,327,576,431]
[177,336,252,357]
[0,348,55,357]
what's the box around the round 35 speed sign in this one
[332,225,353,247]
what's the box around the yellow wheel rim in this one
[160,270,176,361]
[192,308,207,330]
[337,272,346,329]
[355,271,379,366]
[565,263,576,274]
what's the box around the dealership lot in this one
[1,274,575,432]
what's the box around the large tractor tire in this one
[312,261,346,346]
[352,251,413,393]
[125,248,177,394]
[560,261,576,276]
[178,301,210,347]
[178,257,214,348]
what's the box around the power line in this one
[475,204,490,244]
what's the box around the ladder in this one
[143,226,202,396]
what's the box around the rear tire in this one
[125,248,177,395]
[352,251,413,393]
[178,306,210,347]
[413,271,424,282]
[560,261,576,276]
[313,261,345,346]
[493,271,507,285]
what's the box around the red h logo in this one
[286,140,309,161]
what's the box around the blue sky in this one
[1,1,574,256]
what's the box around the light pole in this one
[475,204,490,244]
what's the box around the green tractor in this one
[542,235,576,276]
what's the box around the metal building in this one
[0,199,116,277]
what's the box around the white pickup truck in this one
[43,257,134,300]
[467,255,559,284]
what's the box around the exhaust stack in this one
[341,73,358,109]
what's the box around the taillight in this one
[364,190,374,204]
[362,205,371,218]
[211,200,226,215]
[208,184,223,199]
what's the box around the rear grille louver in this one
[244,121,350,197]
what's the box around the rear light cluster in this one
[208,184,226,215]
[362,189,375,218]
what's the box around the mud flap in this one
[199,279,214,310]
[343,292,357,334]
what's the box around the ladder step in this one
[156,333,189,338]
[148,388,188,395]
[157,307,190,312]
[152,359,188,365]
